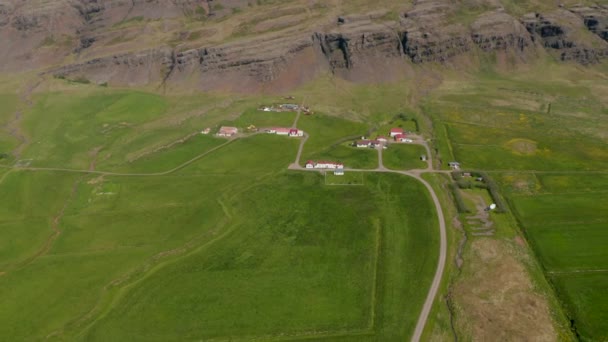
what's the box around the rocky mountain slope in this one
[1,0,607,92]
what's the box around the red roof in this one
[275,127,290,132]
[289,129,298,134]
[394,134,406,139]
[390,128,404,134]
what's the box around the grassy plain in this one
[503,174,608,340]
[383,144,427,170]
[311,143,378,169]
[0,87,439,341]
[425,65,608,341]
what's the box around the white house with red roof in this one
[217,126,238,137]
[275,127,291,135]
[376,136,388,143]
[394,133,411,142]
[356,140,372,148]
[305,161,315,169]
[389,128,404,137]
[289,129,304,137]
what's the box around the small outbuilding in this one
[448,161,461,170]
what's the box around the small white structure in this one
[263,107,272,112]
[200,128,211,135]
[448,161,461,170]
[305,161,315,169]
[489,203,497,210]
[334,168,344,176]
[377,136,388,143]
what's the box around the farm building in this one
[394,134,411,142]
[275,127,291,135]
[289,129,304,137]
[377,136,388,143]
[448,162,461,170]
[280,104,299,111]
[314,161,343,169]
[217,126,238,137]
[356,140,372,148]
[389,128,404,137]
[305,161,315,169]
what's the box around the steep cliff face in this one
[3,0,608,92]
[522,10,608,64]
[471,11,533,53]
[569,5,608,42]
[398,0,472,64]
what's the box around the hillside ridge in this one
[2,0,607,91]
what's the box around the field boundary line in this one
[547,269,608,276]
[368,222,382,330]
[0,135,243,177]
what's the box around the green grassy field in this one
[425,66,608,341]
[310,143,378,169]
[0,88,439,341]
[298,114,369,166]
[383,144,427,170]
[505,177,608,341]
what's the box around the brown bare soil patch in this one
[453,238,556,341]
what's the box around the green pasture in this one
[0,93,19,126]
[298,114,369,165]
[551,273,608,342]
[383,144,427,170]
[325,171,365,185]
[231,107,296,129]
[444,122,608,171]
[509,189,608,341]
[310,143,378,169]
[0,117,439,341]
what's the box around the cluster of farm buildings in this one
[265,127,304,137]
[354,128,413,148]
[213,126,305,138]
[305,160,345,175]
[259,103,311,114]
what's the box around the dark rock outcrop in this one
[471,11,532,53]
[3,0,607,91]
[399,0,472,63]
[569,6,608,42]
[522,10,608,64]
